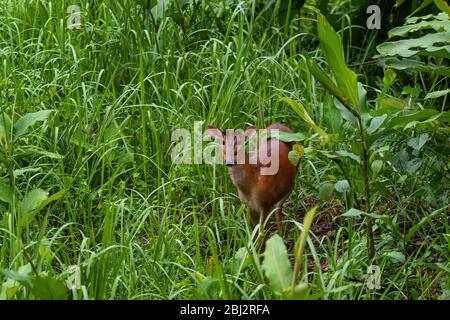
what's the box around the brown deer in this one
[206,123,298,232]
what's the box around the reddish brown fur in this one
[206,123,297,231]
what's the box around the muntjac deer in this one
[206,123,298,232]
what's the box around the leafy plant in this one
[377,5,450,76]
[0,265,68,300]
[282,11,376,258]
[262,207,317,299]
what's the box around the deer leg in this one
[275,203,284,233]
[248,209,259,229]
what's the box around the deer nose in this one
[225,160,234,167]
[224,155,235,166]
[224,152,235,166]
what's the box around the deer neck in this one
[227,162,258,195]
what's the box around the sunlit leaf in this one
[29,277,68,300]
[424,89,450,99]
[0,181,13,204]
[319,182,334,201]
[262,234,293,294]
[385,251,406,263]
[317,12,359,107]
[367,114,387,135]
[371,160,383,175]
[14,110,53,141]
[20,189,49,215]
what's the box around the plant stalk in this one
[356,115,375,259]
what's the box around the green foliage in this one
[0,266,68,300]
[317,13,359,108]
[14,110,53,141]
[378,12,450,74]
[262,234,293,295]
[262,207,317,299]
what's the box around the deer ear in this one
[206,125,224,141]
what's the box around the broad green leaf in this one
[14,110,53,141]
[13,167,42,177]
[1,278,21,300]
[335,150,361,163]
[402,85,423,98]
[404,113,442,129]
[341,208,366,218]
[388,15,449,37]
[424,89,450,99]
[358,82,369,114]
[262,234,293,294]
[197,277,220,299]
[0,267,33,288]
[0,265,32,299]
[379,69,397,101]
[386,109,440,128]
[384,68,397,86]
[406,158,423,174]
[0,113,12,145]
[377,32,450,59]
[334,98,357,126]
[367,114,387,135]
[19,189,49,215]
[371,160,383,175]
[317,12,359,108]
[319,183,334,201]
[392,150,423,174]
[30,277,68,300]
[385,251,406,263]
[0,181,13,204]
[19,188,50,227]
[151,0,172,22]
[383,57,450,77]
[375,97,407,115]
[392,149,409,172]
[17,188,63,226]
[289,282,309,300]
[38,238,53,265]
[1,270,68,300]
[407,134,429,151]
[324,96,343,133]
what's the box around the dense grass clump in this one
[0,0,448,300]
